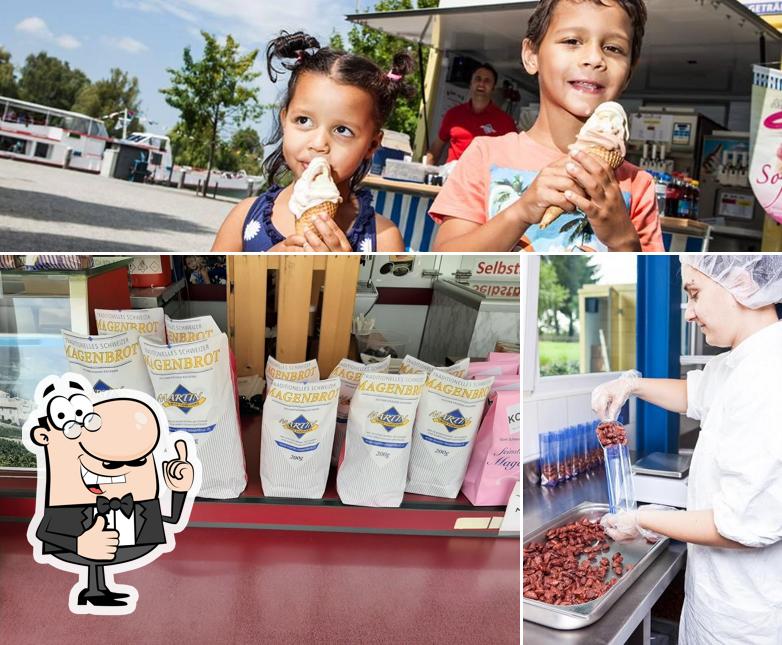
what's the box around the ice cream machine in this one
[627,108,720,177]
[698,132,765,233]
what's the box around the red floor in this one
[0,521,520,644]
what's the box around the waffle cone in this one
[295,201,339,236]
[538,146,625,230]
[586,145,624,170]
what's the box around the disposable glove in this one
[600,504,676,543]
[591,369,641,422]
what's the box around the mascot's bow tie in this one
[96,494,134,518]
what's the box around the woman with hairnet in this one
[592,255,782,645]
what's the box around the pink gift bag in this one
[466,361,518,379]
[486,375,519,395]
[488,351,520,364]
[461,389,520,506]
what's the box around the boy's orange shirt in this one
[429,131,664,252]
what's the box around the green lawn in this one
[539,340,579,363]
[539,340,580,376]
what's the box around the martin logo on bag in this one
[336,372,426,507]
[162,385,207,415]
[364,406,410,465]
[283,415,318,437]
[261,378,339,498]
[399,355,471,379]
[370,407,409,433]
[432,409,470,432]
[139,334,246,499]
[406,371,494,499]
[328,357,390,466]
[94,308,165,343]
[62,329,154,396]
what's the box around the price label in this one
[499,480,521,535]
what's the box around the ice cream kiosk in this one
[347,0,782,253]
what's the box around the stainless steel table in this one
[523,468,687,644]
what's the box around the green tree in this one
[538,259,568,335]
[72,68,144,136]
[167,120,211,168]
[161,32,263,195]
[0,47,17,98]
[217,127,263,175]
[549,257,599,337]
[330,0,440,142]
[18,52,89,110]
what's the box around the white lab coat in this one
[679,321,782,645]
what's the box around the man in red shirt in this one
[425,63,518,165]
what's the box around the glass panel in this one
[0,135,29,155]
[89,120,109,138]
[4,106,47,125]
[538,256,637,376]
[0,274,74,468]
[0,334,70,469]
[63,115,89,134]
[0,274,72,334]
[47,113,66,128]
[33,142,50,158]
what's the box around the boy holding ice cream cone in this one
[429,0,663,252]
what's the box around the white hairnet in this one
[680,255,782,309]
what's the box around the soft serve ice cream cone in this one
[289,157,342,236]
[539,101,629,229]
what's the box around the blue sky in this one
[0,1,376,139]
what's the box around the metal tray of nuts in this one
[523,502,669,630]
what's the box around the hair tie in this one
[386,71,402,81]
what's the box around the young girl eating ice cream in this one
[212,32,409,252]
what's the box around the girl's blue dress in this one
[242,185,377,252]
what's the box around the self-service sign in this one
[468,257,521,281]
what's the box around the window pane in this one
[63,116,89,134]
[47,113,66,128]
[538,256,637,376]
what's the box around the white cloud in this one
[15,16,81,49]
[15,16,51,38]
[116,0,352,46]
[56,34,82,50]
[102,35,150,53]
[114,0,197,22]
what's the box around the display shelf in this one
[0,257,132,277]
[0,258,132,335]
[0,414,512,538]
